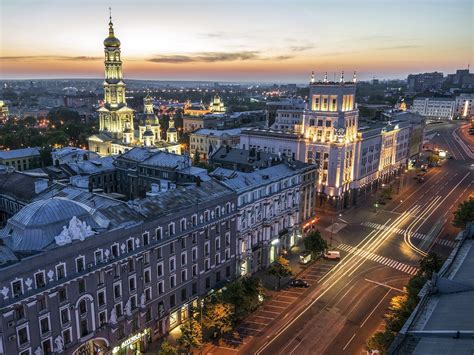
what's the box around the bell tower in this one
[98,8,134,137]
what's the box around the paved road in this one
[225,122,474,355]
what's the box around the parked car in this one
[324,251,341,260]
[290,279,310,288]
[418,177,425,183]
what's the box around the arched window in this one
[79,299,87,315]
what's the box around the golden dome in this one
[104,20,120,48]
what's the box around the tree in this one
[177,318,202,354]
[453,197,474,228]
[304,230,328,258]
[221,277,263,319]
[267,256,293,290]
[418,252,443,279]
[366,330,395,355]
[202,301,235,336]
[158,341,178,355]
[427,154,440,166]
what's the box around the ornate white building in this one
[88,14,181,156]
[240,72,422,209]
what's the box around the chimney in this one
[34,179,48,194]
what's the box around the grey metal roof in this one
[0,147,40,160]
[0,171,46,203]
[216,163,301,192]
[133,179,233,218]
[0,197,105,252]
[66,156,116,175]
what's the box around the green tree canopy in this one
[221,277,263,319]
[158,341,178,355]
[366,330,395,355]
[177,318,202,354]
[304,230,328,257]
[202,301,235,336]
[267,256,293,290]
[453,197,474,228]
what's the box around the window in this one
[145,287,152,302]
[62,328,72,345]
[158,281,164,295]
[94,250,103,264]
[12,280,23,298]
[131,295,137,309]
[60,307,70,325]
[192,247,198,261]
[128,259,135,272]
[97,270,105,285]
[144,269,151,284]
[79,299,87,316]
[180,219,186,232]
[215,253,221,265]
[192,282,197,295]
[181,288,187,302]
[192,215,197,227]
[225,233,230,247]
[192,264,198,277]
[215,237,221,250]
[58,288,67,303]
[129,276,136,292]
[39,315,50,334]
[76,256,85,272]
[226,266,231,277]
[115,303,122,317]
[170,275,176,288]
[17,325,29,346]
[142,232,150,246]
[35,271,46,289]
[181,269,187,282]
[38,296,47,311]
[169,242,175,254]
[42,339,52,355]
[157,262,164,277]
[170,294,176,308]
[192,232,197,244]
[98,290,106,307]
[204,242,210,256]
[127,239,134,252]
[181,237,186,249]
[205,277,210,289]
[78,279,86,294]
[169,257,176,272]
[205,259,210,271]
[15,305,25,320]
[112,244,119,258]
[156,246,162,260]
[56,263,66,280]
[114,283,122,299]
[80,319,88,337]
[99,311,107,327]
[169,223,175,236]
[181,252,187,266]
[155,227,162,240]
[225,248,230,260]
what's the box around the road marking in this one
[265,304,286,309]
[253,315,275,321]
[361,221,457,248]
[342,333,357,351]
[259,310,280,315]
[244,320,268,326]
[364,278,406,293]
[338,243,418,275]
[360,289,392,328]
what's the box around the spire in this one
[108,7,114,37]
[324,72,328,83]
[310,71,315,84]
[340,70,344,83]
[352,71,357,83]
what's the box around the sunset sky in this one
[1,0,472,83]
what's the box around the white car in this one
[324,251,341,260]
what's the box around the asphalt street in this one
[227,121,474,355]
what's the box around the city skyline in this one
[1,0,472,82]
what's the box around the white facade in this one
[190,128,242,160]
[240,78,418,209]
[411,98,455,120]
[454,94,474,119]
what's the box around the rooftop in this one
[192,128,242,137]
[391,224,474,354]
[0,147,40,160]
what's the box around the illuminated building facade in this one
[209,94,226,113]
[240,72,422,209]
[88,15,181,157]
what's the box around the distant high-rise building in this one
[407,72,444,93]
